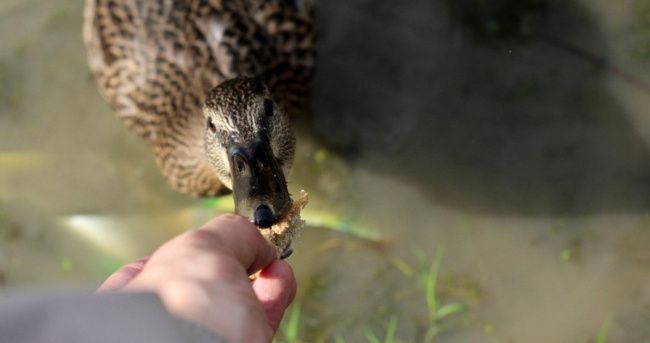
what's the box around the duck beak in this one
[229,133,291,229]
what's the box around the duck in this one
[82,0,316,245]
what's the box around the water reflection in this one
[1,0,650,342]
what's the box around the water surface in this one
[1,1,650,342]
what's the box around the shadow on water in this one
[3,1,650,341]
[312,0,650,217]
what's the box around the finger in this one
[97,256,151,292]
[198,214,277,274]
[252,260,297,331]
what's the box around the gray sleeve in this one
[0,288,227,343]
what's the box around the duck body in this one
[83,0,315,225]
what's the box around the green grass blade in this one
[391,257,415,278]
[384,316,398,343]
[281,302,301,342]
[426,248,445,325]
[436,303,467,321]
[596,315,612,343]
[202,195,382,241]
[363,326,382,343]
[424,326,439,343]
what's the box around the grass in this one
[275,302,301,343]
[274,247,469,342]
[416,248,468,342]
[596,315,612,343]
[363,316,398,343]
[202,193,470,342]
[202,195,383,242]
[275,300,401,343]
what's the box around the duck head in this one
[203,77,295,228]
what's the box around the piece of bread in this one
[259,190,309,259]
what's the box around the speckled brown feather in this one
[83,0,315,196]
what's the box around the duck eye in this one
[207,118,217,133]
[233,155,247,175]
[263,99,273,117]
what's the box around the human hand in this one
[97,214,297,343]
